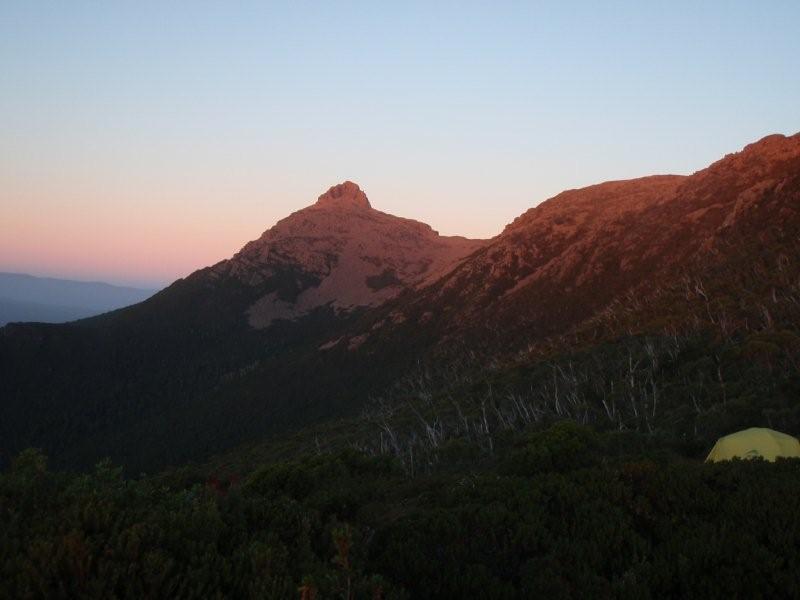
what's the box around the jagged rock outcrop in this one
[206,181,484,328]
[2,132,798,472]
[313,180,371,210]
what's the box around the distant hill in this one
[0,133,798,472]
[0,273,157,325]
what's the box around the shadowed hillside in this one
[1,133,798,473]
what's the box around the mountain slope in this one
[0,184,484,470]
[1,133,798,472]
[346,133,800,352]
[213,181,483,328]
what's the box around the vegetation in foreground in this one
[2,169,799,597]
[3,423,800,599]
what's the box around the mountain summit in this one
[314,181,371,210]
[209,182,484,328]
[385,132,800,344]
[1,133,798,472]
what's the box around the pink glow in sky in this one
[2,2,798,287]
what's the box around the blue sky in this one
[1,1,798,286]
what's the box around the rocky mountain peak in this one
[314,181,371,210]
[211,180,484,329]
[699,132,800,177]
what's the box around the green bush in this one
[4,443,800,598]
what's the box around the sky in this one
[1,2,799,288]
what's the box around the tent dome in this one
[706,427,800,462]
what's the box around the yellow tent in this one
[706,427,800,462]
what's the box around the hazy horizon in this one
[0,270,161,291]
[2,1,799,285]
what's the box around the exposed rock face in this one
[2,132,798,473]
[208,182,486,328]
[198,132,800,341]
[400,133,800,340]
[314,181,371,210]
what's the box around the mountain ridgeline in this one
[1,133,799,472]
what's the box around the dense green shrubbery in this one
[4,426,800,598]
[0,449,400,599]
